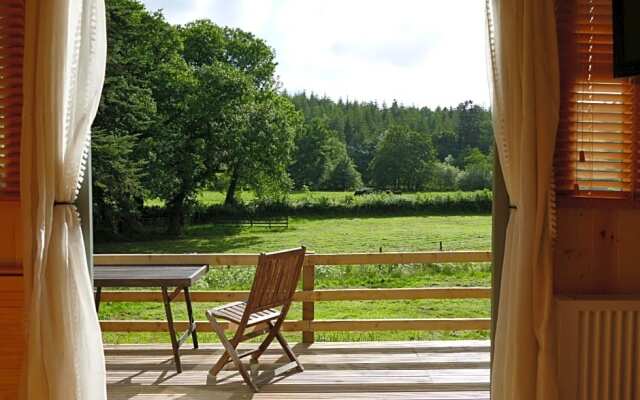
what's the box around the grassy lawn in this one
[96,214,492,343]
[96,215,491,253]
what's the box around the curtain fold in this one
[21,0,107,399]
[486,0,560,399]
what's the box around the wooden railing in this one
[94,251,492,343]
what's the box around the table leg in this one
[94,287,102,314]
[183,287,198,349]
[162,286,182,373]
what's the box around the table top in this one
[94,265,209,287]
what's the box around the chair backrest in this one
[245,247,306,314]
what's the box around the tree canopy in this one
[94,0,302,234]
[370,126,436,191]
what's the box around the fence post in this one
[302,257,315,343]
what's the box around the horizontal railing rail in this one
[94,251,492,342]
[99,287,491,302]
[95,250,491,266]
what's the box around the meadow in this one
[96,212,492,344]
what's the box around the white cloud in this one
[141,0,490,109]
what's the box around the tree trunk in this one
[224,167,240,206]
[166,193,186,236]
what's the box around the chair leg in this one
[207,311,231,375]
[251,321,303,372]
[208,315,259,392]
[250,322,279,363]
[274,329,304,372]
[210,349,230,377]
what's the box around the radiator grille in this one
[556,297,640,400]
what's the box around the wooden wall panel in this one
[0,201,21,274]
[0,202,23,398]
[0,276,23,400]
[555,207,640,294]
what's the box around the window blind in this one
[555,0,637,198]
[0,0,23,199]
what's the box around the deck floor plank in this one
[107,341,490,400]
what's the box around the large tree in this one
[454,100,494,162]
[289,118,355,190]
[221,91,303,205]
[179,20,301,207]
[93,0,180,234]
[96,6,299,234]
[369,126,436,191]
[180,20,276,89]
[143,58,232,235]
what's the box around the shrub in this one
[457,149,493,191]
[141,190,492,226]
[457,165,492,191]
[323,155,363,190]
[429,161,460,191]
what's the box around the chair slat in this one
[247,248,306,313]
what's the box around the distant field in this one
[145,190,481,207]
[97,215,492,343]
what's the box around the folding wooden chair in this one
[206,247,306,392]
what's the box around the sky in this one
[140,0,490,109]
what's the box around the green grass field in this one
[96,215,490,254]
[96,214,492,343]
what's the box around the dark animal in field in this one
[354,187,375,196]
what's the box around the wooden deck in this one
[106,340,490,399]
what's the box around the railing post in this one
[302,258,315,343]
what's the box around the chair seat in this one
[209,301,281,326]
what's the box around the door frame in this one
[491,147,508,371]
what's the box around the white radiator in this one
[556,296,640,400]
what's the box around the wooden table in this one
[94,264,209,373]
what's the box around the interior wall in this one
[0,201,23,399]
[554,205,640,294]
[0,202,21,271]
[0,275,23,400]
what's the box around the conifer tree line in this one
[93,0,494,235]
[287,94,494,193]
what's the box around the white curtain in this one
[21,0,107,399]
[486,1,560,399]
